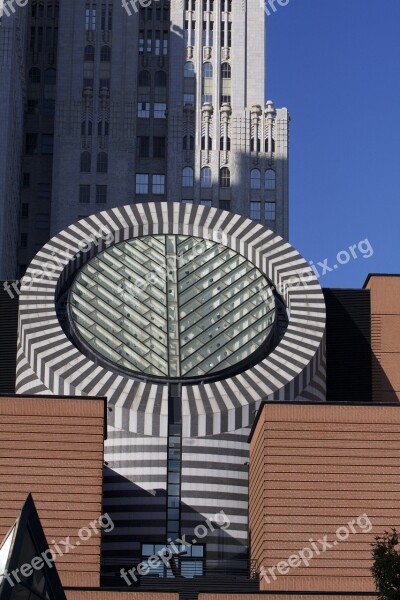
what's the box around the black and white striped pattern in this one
[181,427,251,560]
[16,202,326,574]
[101,425,251,580]
[17,202,326,437]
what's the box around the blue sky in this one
[266,0,400,288]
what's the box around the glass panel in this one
[142,544,155,556]
[168,472,180,484]
[69,235,277,380]
[168,497,180,508]
[191,545,204,557]
[180,559,204,578]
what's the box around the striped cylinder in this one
[16,202,326,577]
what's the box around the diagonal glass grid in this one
[69,235,277,380]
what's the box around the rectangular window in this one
[41,134,54,154]
[21,204,29,218]
[96,185,107,204]
[137,136,150,158]
[155,30,161,55]
[85,6,90,30]
[153,136,166,158]
[152,174,165,195]
[21,233,28,248]
[183,94,195,105]
[184,21,189,46]
[250,201,261,220]
[79,184,91,204]
[138,102,150,118]
[83,77,94,88]
[141,544,164,577]
[136,174,149,194]
[25,134,38,155]
[141,543,205,579]
[85,4,96,30]
[139,30,145,54]
[221,88,232,104]
[221,21,232,47]
[203,75,213,101]
[219,199,230,210]
[163,31,168,55]
[265,202,276,221]
[181,199,193,204]
[23,173,30,188]
[146,30,152,53]
[200,200,212,207]
[154,103,167,119]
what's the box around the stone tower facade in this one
[167,0,289,236]
[0,5,27,280]
[50,0,289,238]
[0,0,289,278]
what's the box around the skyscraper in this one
[0,5,27,280]
[4,0,289,276]
[17,0,59,276]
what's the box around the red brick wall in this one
[249,402,400,593]
[0,395,105,587]
[365,275,400,402]
[199,595,375,600]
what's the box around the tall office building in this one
[17,0,59,275]
[0,4,27,280]
[8,0,289,274]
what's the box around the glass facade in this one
[68,234,277,381]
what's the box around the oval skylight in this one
[68,234,277,381]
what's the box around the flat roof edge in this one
[248,400,400,443]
